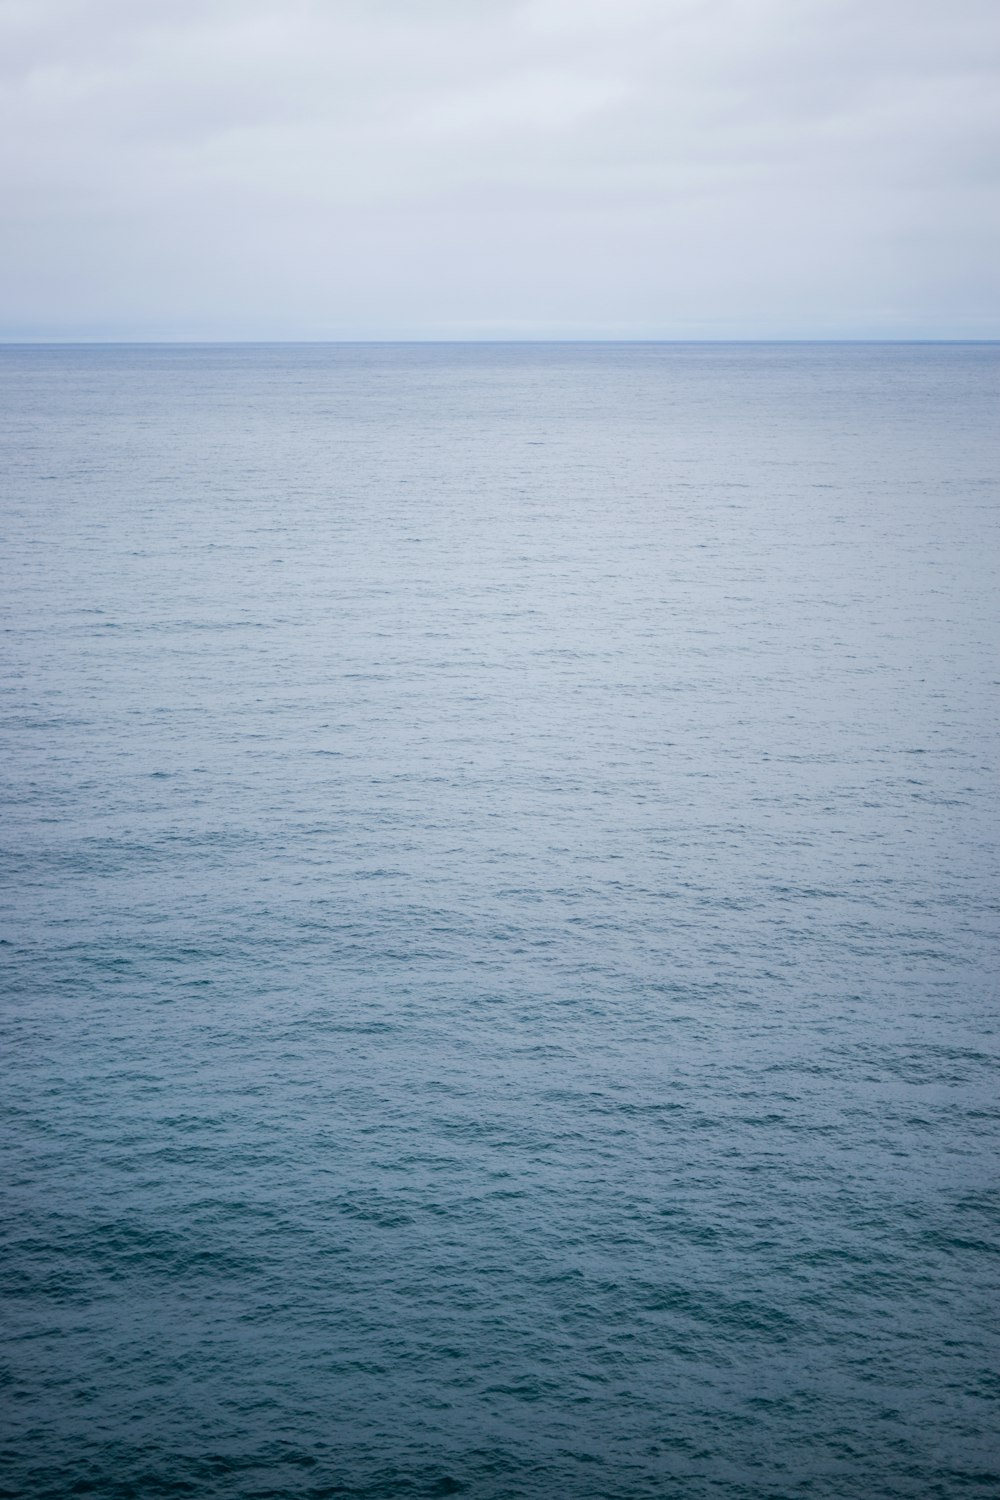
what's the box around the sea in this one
[1,342,998,1500]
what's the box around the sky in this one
[1,0,998,340]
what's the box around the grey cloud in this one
[1,0,998,337]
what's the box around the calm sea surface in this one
[1,343,998,1499]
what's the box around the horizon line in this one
[2,336,999,347]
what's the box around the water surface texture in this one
[2,343,998,1499]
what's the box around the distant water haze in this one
[1,342,998,1498]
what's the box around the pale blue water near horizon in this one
[1,342,998,1499]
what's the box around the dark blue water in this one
[2,343,998,1499]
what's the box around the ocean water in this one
[1,341,998,1500]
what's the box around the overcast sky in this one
[2,0,998,339]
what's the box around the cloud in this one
[410,70,627,139]
[1,0,998,337]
